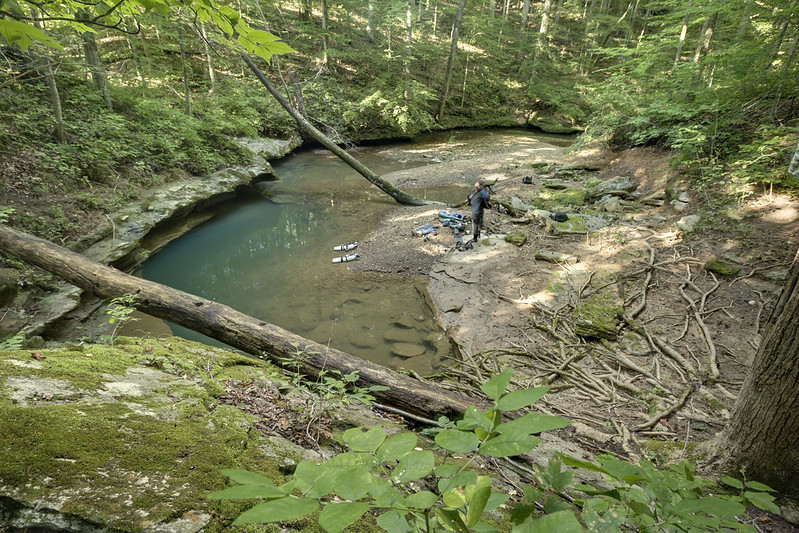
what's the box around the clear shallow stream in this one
[140,129,574,374]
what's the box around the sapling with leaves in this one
[209,368,571,532]
[104,293,139,342]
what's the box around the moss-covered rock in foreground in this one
[0,337,292,532]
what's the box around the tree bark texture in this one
[239,53,430,206]
[178,25,192,115]
[436,0,467,122]
[715,248,799,497]
[0,223,476,420]
[77,11,112,111]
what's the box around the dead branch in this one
[635,386,693,431]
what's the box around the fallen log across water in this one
[0,223,477,420]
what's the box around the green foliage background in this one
[0,0,798,237]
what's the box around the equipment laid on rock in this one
[412,223,438,236]
[449,227,472,252]
[332,253,360,263]
[438,210,467,222]
[333,242,358,251]
[441,219,466,231]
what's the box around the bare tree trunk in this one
[200,22,217,93]
[520,0,531,30]
[77,11,113,111]
[321,0,329,65]
[790,141,799,178]
[767,0,795,69]
[712,247,799,498]
[404,0,413,97]
[240,53,430,206]
[540,0,552,38]
[0,224,477,421]
[673,1,692,70]
[436,0,468,122]
[367,0,375,41]
[30,10,65,143]
[178,24,192,115]
[288,70,307,119]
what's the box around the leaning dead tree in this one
[240,53,432,206]
[0,223,475,419]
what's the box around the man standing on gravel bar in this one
[467,180,490,243]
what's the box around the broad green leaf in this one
[485,491,510,511]
[629,501,654,519]
[319,502,370,533]
[404,490,439,509]
[746,480,776,492]
[369,476,405,507]
[245,28,282,43]
[377,432,417,462]
[377,510,413,533]
[560,454,608,474]
[509,503,536,525]
[343,426,386,452]
[439,471,478,494]
[674,496,745,518]
[721,476,744,490]
[457,406,493,432]
[512,510,583,533]
[232,496,319,525]
[481,368,513,401]
[326,451,377,468]
[331,465,372,500]
[207,483,288,500]
[496,387,550,411]
[435,429,480,453]
[435,463,459,477]
[260,40,294,56]
[465,476,492,527]
[294,461,335,498]
[436,508,471,533]
[220,469,275,486]
[744,491,780,514]
[0,19,63,50]
[443,487,467,508]
[497,412,571,435]
[393,450,434,483]
[480,433,541,457]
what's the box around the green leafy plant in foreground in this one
[103,293,139,343]
[210,368,571,531]
[209,368,781,532]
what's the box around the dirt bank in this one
[347,134,799,467]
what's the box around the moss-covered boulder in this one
[0,338,293,532]
[573,288,624,340]
[504,232,528,246]
[703,258,741,276]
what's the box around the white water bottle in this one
[332,253,360,263]
[334,242,358,251]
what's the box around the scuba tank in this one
[332,253,360,263]
[334,242,358,251]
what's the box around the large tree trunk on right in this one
[240,53,430,206]
[713,248,799,497]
